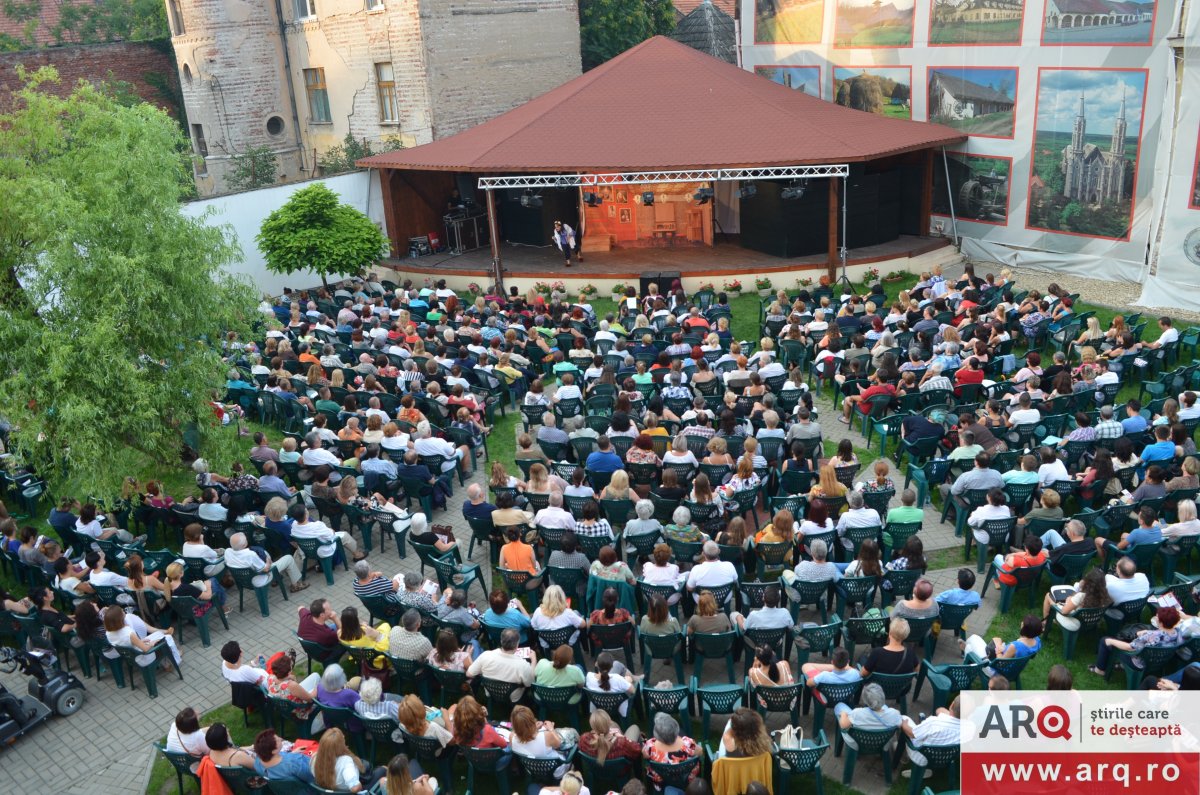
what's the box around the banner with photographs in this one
[739,0,1176,283]
[1138,1,1200,311]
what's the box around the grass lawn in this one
[930,19,1022,45]
[756,3,824,43]
[937,111,1014,138]
[882,104,912,120]
[838,25,914,48]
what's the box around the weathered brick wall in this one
[173,0,305,195]
[420,0,582,138]
[0,40,179,115]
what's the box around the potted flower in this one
[533,280,552,296]
[755,276,773,298]
[883,269,907,284]
[466,282,482,298]
[578,284,598,301]
[861,266,881,287]
[697,281,716,293]
[796,277,814,289]
[610,282,627,301]
[723,278,743,295]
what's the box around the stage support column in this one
[485,188,503,291]
[378,169,399,258]
[920,149,934,237]
[826,177,838,283]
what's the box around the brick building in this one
[167,0,582,196]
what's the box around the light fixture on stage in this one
[583,191,603,207]
[520,189,543,208]
[737,183,757,199]
[780,179,809,200]
[693,187,714,204]
[641,191,655,205]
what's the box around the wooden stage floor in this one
[385,235,950,280]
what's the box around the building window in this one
[191,123,208,174]
[376,63,397,123]
[294,0,317,19]
[168,0,185,35]
[366,0,383,8]
[304,68,332,123]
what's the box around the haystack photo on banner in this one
[833,0,915,47]
[754,0,824,43]
[755,65,823,98]
[1026,68,1148,241]
[833,67,912,119]
[927,67,1018,139]
[929,0,1026,45]
[1041,0,1157,45]
[932,152,1012,225]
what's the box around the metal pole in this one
[941,147,959,246]
[485,189,503,292]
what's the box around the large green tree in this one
[580,0,676,71]
[0,68,254,498]
[257,183,388,287]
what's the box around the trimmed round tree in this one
[256,183,388,288]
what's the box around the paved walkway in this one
[2,397,992,795]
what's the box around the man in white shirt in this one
[1007,393,1041,428]
[1178,391,1200,421]
[756,356,786,380]
[465,628,535,701]
[903,698,961,767]
[685,542,739,600]
[287,503,360,560]
[737,586,794,631]
[301,434,341,468]
[835,492,881,553]
[220,640,267,685]
[223,532,308,593]
[533,491,576,531]
[1037,449,1070,487]
[967,488,1012,544]
[413,429,468,475]
[553,373,583,402]
[1105,557,1150,604]
[594,321,617,345]
[364,397,391,423]
[1148,317,1179,352]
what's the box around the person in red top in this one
[297,599,340,649]
[839,368,897,424]
[954,357,986,397]
[681,307,710,332]
[991,536,1047,588]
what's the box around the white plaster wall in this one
[182,169,384,295]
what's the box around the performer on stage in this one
[551,220,580,267]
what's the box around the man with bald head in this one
[222,532,309,593]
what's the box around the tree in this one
[890,82,910,103]
[257,183,388,289]
[227,146,279,192]
[51,0,168,44]
[0,68,254,498]
[579,0,675,71]
[317,133,405,176]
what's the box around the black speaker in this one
[498,188,578,246]
[844,174,880,249]
[740,180,830,258]
[898,164,923,235]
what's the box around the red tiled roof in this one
[359,36,965,172]
[0,0,67,46]
[674,0,738,17]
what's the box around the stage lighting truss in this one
[477,164,848,190]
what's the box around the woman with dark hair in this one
[796,499,832,548]
[963,614,1043,662]
[585,652,635,716]
[626,433,660,465]
[639,594,681,637]
[747,645,793,689]
[1076,448,1120,501]
[1090,606,1182,677]
[206,722,256,769]
[340,606,390,672]
[253,728,316,785]
[717,708,772,760]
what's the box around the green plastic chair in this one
[359,713,400,767]
[1052,604,1105,660]
[293,535,346,585]
[775,731,830,795]
[863,671,918,713]
[984,651,1038,689]
[786,577,834,624]
[839,725,899,786]
[904,459,952,508]
[642,683,692,735]
[694,681,744,739]
[155,741,200,795]
[226,563,289,617]
[690,630,738,684]
[966,516,1018,572]
[115,640,182,698]
[578,750,637,795]
[1161,535,1198,582]
[841,614,889,662]
[835,576,878,617]
[1104,596,1149,635]
[749,679,803,726]
[1111,642,1184,689]
[640,631,686,683]
[1048,551,1096,585]
[984,561,1047,613]
[462,745,511,795]
[903,741,961,795]
[807,679,863,737]
[166,595,229,647]
[532,683,583,728]
[793,617,842,669]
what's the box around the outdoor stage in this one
[383,234,959,290]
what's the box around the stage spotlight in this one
[780,179,809,201]
[693,187,714,204]
[642,191,655,206]
[737,183,757,200]
[520,189,543,209]
[583,191,603,207]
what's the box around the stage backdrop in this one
[741,0,1179,286]
[1139,2,1200,311]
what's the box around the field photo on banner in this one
[1041,0,1158,45]
[928,66,1019,138]
[834,0,916,47]
[933,152,1012,225]
[755,65,823,97]
[929,0,1027,45]
[754,0,825,42]
[833,66,912,119]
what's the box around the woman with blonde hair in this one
[361,413,385,444]
[808,463,847,502]
[163,560,228,617]
[383,754,435,795]
[530,585,586,648]
[527,463,567,496]
[702,436,734,467]
[717,708,773,760]
[306,362,328,388]
[330,369,346,389]
[311,727,383,792]
[601,469,632,501]
[686,590,731,635]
